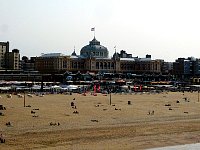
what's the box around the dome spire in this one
[90,38,100,45]
[71,46,77,56]
[113,46,119,60]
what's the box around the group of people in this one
[148,110,155,115]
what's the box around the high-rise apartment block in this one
[0,41,20,70]
[0,41,9,69]
[173,57,200,80]
[7,49,20,70]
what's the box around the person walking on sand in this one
[152,110,154,115]
[0,133,5,143]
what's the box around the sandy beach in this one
[1,91,200,149]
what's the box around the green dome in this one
[80,37,108,58]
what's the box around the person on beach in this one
[0,134,5,143]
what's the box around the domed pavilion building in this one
[80,37,109,58]
[35,35,163,75]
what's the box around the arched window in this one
[111,62,114,69]
[104,62,107,69]
[100,62,103,69]
[96,62,99,69]
[108,62,111,69]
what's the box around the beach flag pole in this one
[198,90,199,102]
[24,91,26,107]
[110,89,112,105]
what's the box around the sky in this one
[1,0,200,62]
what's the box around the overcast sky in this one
[0,0,200,61]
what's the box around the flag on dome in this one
[91,27,95,31]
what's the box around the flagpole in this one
[91,27,95,38]
[94,27,95,37]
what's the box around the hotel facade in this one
[35,37,164,74]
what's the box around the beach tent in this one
[50,85,62,89]
[121,85,129,90]
[67,85,78,90]
[50,85,62,93]
[0,87,12,91]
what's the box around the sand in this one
[1,91,200,149]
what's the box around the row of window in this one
[84,52,105,56]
